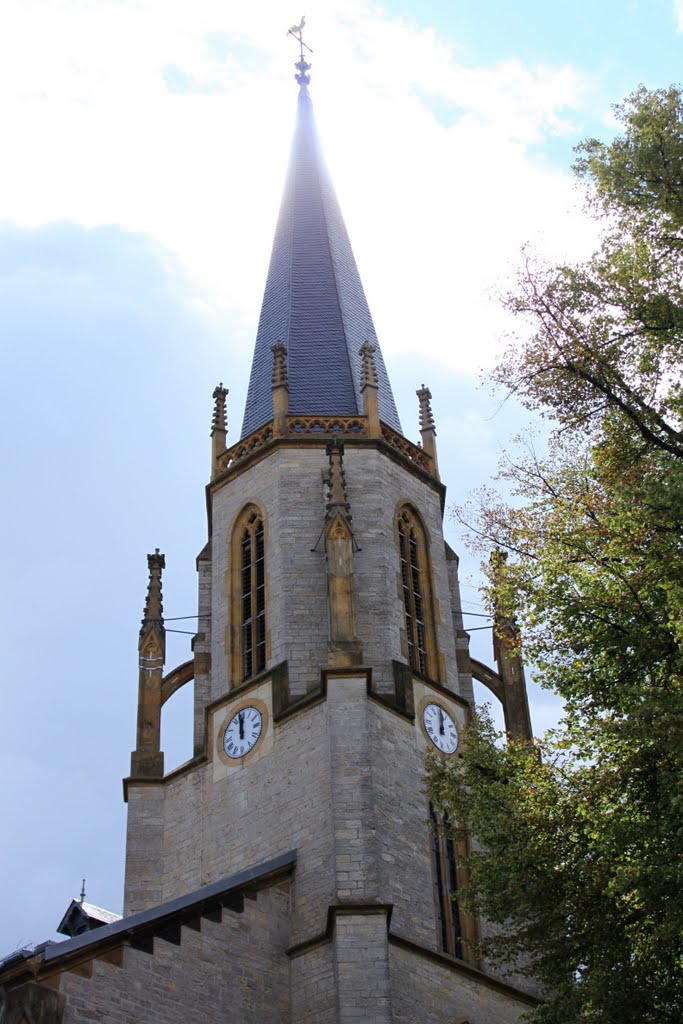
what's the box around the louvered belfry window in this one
[398,507,430,676]
[429,803,463,959]
[239,511,266,680]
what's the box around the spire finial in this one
[271,342,289,389]
[359,341,378,391]
[211,383,228,436]
[416,384,439,478]
[211,383,229,479]
[79,879,86,905]
[271,342,289,436]
[359,342,381,437]
[141,548,165,633]
[287,15,313,86]
[416,385,435,432]
[133,549,166,778]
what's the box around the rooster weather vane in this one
[287,15,313,86]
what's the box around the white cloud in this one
[674,0,683,31]
[1,0,598,376]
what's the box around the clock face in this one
[223,706,263,759]
[422,702,458,754]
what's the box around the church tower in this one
[0,43,535,1024]
[121,47,536,1023]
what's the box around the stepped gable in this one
[241,81,402,438]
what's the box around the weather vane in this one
[287,15,313,86]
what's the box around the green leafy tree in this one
[428,86,683,1023]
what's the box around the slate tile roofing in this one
[241,82,403,438]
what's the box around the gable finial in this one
[287,15,313,86]
[80,879,86,905]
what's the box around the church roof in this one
[0,851,297,986]
[241,81,402,438]
[57,900,122,938]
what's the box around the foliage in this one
[429,86,683,1023]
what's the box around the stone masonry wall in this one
[60,887,290,1024]
[208,443,462,703]
[342,446,459,695]
[290,944,336,1024]
[389,941,533,1024]
[333,911,393,1024]
[124,784,165,916]
[368,698,440,948]
[147,698,335,943]
[126,667,456,948]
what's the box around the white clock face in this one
[223,706,263,759]
[423,702,458,754]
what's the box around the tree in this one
[427,86,683,1023]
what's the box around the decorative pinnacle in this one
[287,15,313,85]
[271,342,289,389]
[141,548,165,631]
[417,384,436,433]
[359,341,378,390]
[211,383,228,435]
[326,438,351,519]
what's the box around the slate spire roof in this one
[241,80,402,438]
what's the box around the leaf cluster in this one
[438,86,683,1023]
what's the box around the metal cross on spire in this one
[287,15,313,86]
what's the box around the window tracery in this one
[429,803,463,959]
[397,506,435,678]
[231,506,266,682]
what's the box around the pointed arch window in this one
[232,506,267,683]
[429,803,479,965]
[429,802,463,959]
[397,506,436,678]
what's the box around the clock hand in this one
[239,712,244,740]
[438,708,445,736]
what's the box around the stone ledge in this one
[287,902,394,959]
[388,932,540,1007]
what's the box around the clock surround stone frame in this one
[216,695,270,768]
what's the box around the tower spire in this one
[241,50,401,439]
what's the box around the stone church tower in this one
[0,53,535,1024]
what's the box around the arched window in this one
[397,505,436,678]
[429,802,463,958]
[231,506,266,682]
[429,803,479,966]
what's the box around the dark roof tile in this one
[241,85,402,438]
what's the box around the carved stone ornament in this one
[359,341,378,390]
[271,342,289,389]
[211,383,228,435]
[416,385,436,433]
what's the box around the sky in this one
[2,0,683,956]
